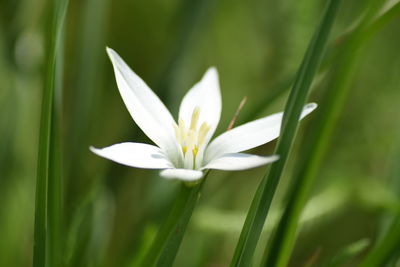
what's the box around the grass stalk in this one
[261,1,395,266]
[328,239,370,267]
[241,1,400,123]
[360,216,400,267]
[230,1,341,266]
[33,1,69,266]
[47,35,65,267]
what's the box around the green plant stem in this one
[230,1,341,266]
[328,239,370,267]
[360,216,400,267]
[33,1,69,267]
[142,172,209,266]
[47,37,64,267]
[261,1,395,266]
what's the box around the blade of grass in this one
[33,1,69,266]
[360,216,400,267]
[361,137,400,266]
[241,1,400,123]
[47,35,65,267]
[141,173,209,267]
[230,1,341,266]
[262,1,395,266]
[328,239,370,267]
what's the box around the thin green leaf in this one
[328,239,370,267]
[360,216,400,267]
[47,37,64,267]
[33,1,69,267]
[241,1,400,124]
[361,129,400,266]
[230,1,341,266]
[141,173,209,267]
[262,1,396,266]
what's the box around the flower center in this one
[174,107,210,169]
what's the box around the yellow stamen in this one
[198,122,210,145]
[187,130,196,151]
[174,107,210,169]
[178,118,186,143]
[190,107,200,130]
[192,146,199,157]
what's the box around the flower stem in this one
[142,172,209,266]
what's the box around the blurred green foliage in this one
[0,0,399,266]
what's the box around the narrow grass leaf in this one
[33,1,69,266]
[262,1,396,266]
[242,1,400,124]
[47,37,65,267]
[360,216,400,267]
[230,1,341,266]
[328,239,370,267]
[361,138,400,266]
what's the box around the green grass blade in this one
[230,1,341,266]
[328,239,370,267]
[360,216,400,267]
[47,37,65,267]
[141,174,208,266]
[262,1,396,266]
[241,2,400,124]
[33,1,69,267]
[360,128,400,266]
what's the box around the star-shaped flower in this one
[90,48,316,181]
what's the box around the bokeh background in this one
[1,0,400,266]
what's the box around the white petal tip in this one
[106,46,114,53]
[270,154,280,162]
[205,66,218,78]
[160,169,204,181]
[106,47,117,60]
[299,103,318,120]
[202,153,280,171]
[89,146,99,154]
[305,102,318,111]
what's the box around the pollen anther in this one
[173,107,211,169]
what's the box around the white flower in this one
[90,48,317,182]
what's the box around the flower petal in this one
[160,168,204,181]
[90,143,174,169]
[106,48,180,164]
[202,153,279,171]
[179,67,221,145]
[205,103,317,164]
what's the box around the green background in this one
[1,0,399,266]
